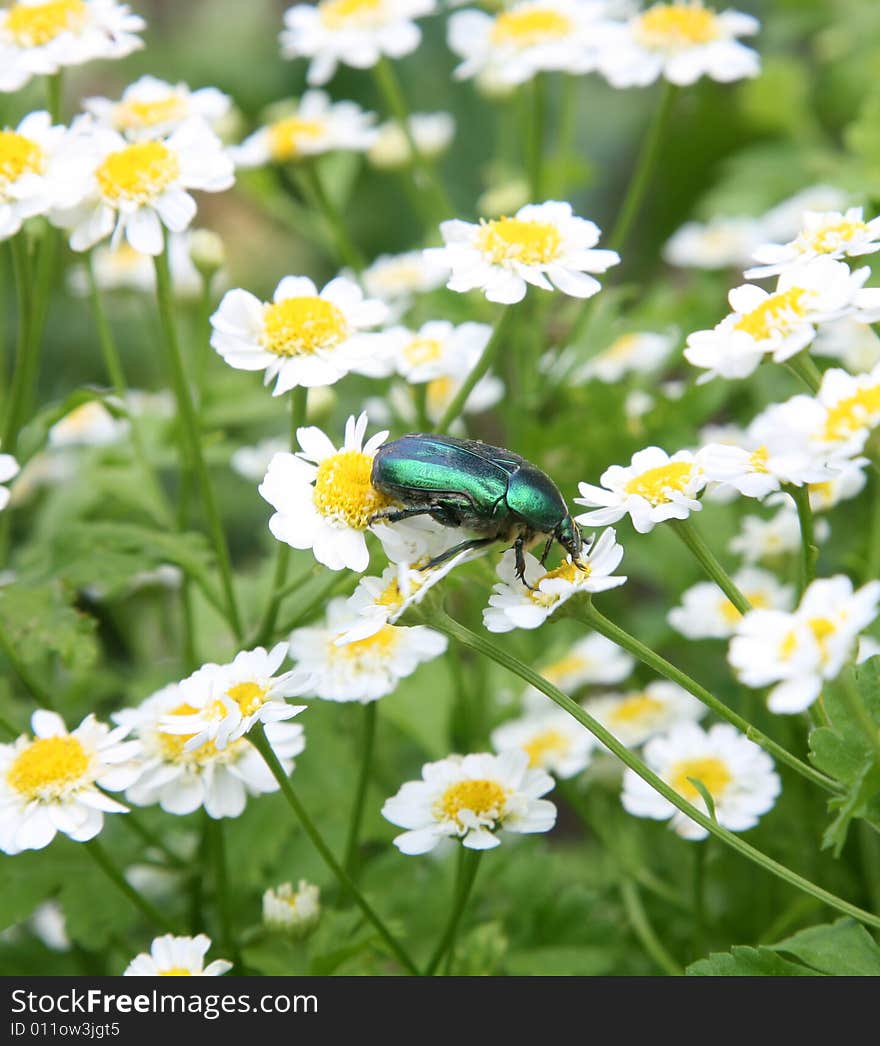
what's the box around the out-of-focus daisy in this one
[662,215,762,270]
[67,230,210,298]
[403,371,505,425]
[83,75,231,141]
[48,400,128,447]
[477,178,531,220]
[233,91,376,167]
[382,749,556,853]
[729,505,829,564]
[574,447,705,533]
[597,1,759,88]
[577,331,673,383]
[368,111,454,169]
[522,634,634,708]
[123,934,231,976]
[28,901,70,952]
[287,596,447,703]
[389,319,490,383]
[760,186,850,243]
[280,0,436,86]
[211,276,390,396]
[448,0,606,87]
[668,567,794,640]
[813,364,880,458]
[491,707,594,778]
[429,201,619,305]
[684,258,870,383]
[116,680,304,819]
[0,454,20,511]
[813,317,880,374]
[259,412,392,573]
[728,575,880,713]
[483,528,627,633]
[0,0,145,94]
[0,710,140,855]
[362,250,448,316]
[807,462,867,513]
[230,437,289,482]
[621,722,780,840]
[263,881,321,936]
[585,681,705,748]
[746,207,880,280]
[52,120,234,255]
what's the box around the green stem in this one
[437,305,517,432]
[0,627,54,708]
[207,817,240,969]
[84,838,176,932]
[1,235,33,456]
[413,383,429,431]
[867,470,880,582]
[692,840,707,957]
[249,725,418,974]
[671,517,751,616]
[838,668,880,767]
[424,848,482,976]
[153,238,243,641]
[295,162,365,272]
[784,350,823,393]
[553,75,576,198]
[527,74,546,201]
[344,702,378,880]
[274,570,356,638]
[427,609,880,932]
[619,877,683,975]
[46,72,63,122]
[789,484,818,597]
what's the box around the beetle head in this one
[555,515,584,566]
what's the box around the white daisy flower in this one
[28,901,70,952]
[621,722,780,841]
[48,400,128,447]
[813,317,880,375]
[577,331,674,383]
[263,880,321,936]
[115,681,304,819]
[123,934,231,976]
[429,201,619,305]
[382,749,556,853]
[230,437,289,482]
[52,119,234,256]
[259,412,393,573]
[745,207,880,280]
[684,258,871,383]
[388,319,491,384]
[66,231,209,299]
[0,454,20,512]
[597,1,760,88]
[448,0,606,87]
[83,75,232,141]
[280,0,436,86]
[0,0,145,94]
[287,595,448,703]
[813,363,880,458]
[668,567,794,640]
[728,575,880,713]
[491,707,594,778]
[760,185,850,243]
[367,111,454,169]
[522,634,634,709]
[210,276,390,396]
[0,710,140,855]
[729,505,829,564]
[662,215,763,270]
[585,681,705,748]
[807,461,868,513]
[483,528,627,633]
[361,249,448,316]
[574,447,705,534]
[233,91,376,167]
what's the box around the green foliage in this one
[0,581,98,671]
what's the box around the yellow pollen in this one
[226,681,268,716]
[522,729,569,768]
[624,461,693,506]
[606,334,639,360]
[335,624,399,658]
[437,779,507,827]
[319,0,384,29]
[528,559,589,606]
[56,401,109,435]
[402,337,443,367]
[779,629,799,660]
[4,0,86,46]
[733,287,809,341]
[541,653,587,685]
[0,130,44,186]
[808,616,837,659]
[635,2,720,50]
[376,578,409,611]
[490,7,573,47]
[267,116,326,161]
[476,216,563,266]
[313,449,393,529]
[797,219,869,255]
[115,96,188,132]
[821,384,880,443]
[96,141,180,203]
[719,590,768,626]
[159,968,192,976]
[426,376,454,415]
[670,755,732,800]
[609,694,664,724]
[156,702,230,764]
[749,446,769,473]
[809,481,834,508]
[261,296,349,357]
[7,735,89,799]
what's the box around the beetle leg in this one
[513,535,538,591]
[421,536,498,571]
[539,536,554,566]
[368,505,457,527]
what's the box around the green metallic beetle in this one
[369,433,586,585]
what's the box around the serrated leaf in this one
[770,918,880,976]
[0,582,98,670]
[687,946,816,976]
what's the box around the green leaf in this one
[0,582,98,671]
[687,946,816,976]
[769,918,880,976]
[505,945,617,976]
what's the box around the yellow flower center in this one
[733,288,810,342]
[719,590,768,626]
[779,629,799,660]
[4,0,86,46]
[540,653,587,685]
[426,376,454,416]
[491,7,573,47]
[159,968,192,976]
[313,449,393,530]
[522,728,569,768]
[402,337,443,368]
[749,446,769,473]
[808,616,837,660]
[267,117,326,161]
[55,400,110,436]
[96,141,180,203]
[529,559,589,607]
[226,681,269,716]
[7,736,90,799]
[670,755,732,800]
[261,296,349,357]
[376,577,405,610]
[437,778,507,827]
[115,96,188,132]
[635,2,720,50]
[0,130,44,187]
[797,219,869,255]
[319,0,384,30]
[609,693,665,725]
[335,624,399,658]
[624,460,693,505]
[476,216,563,266]
[156,702,241,764]
[606,333,639,360]
[821,384,880,443]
